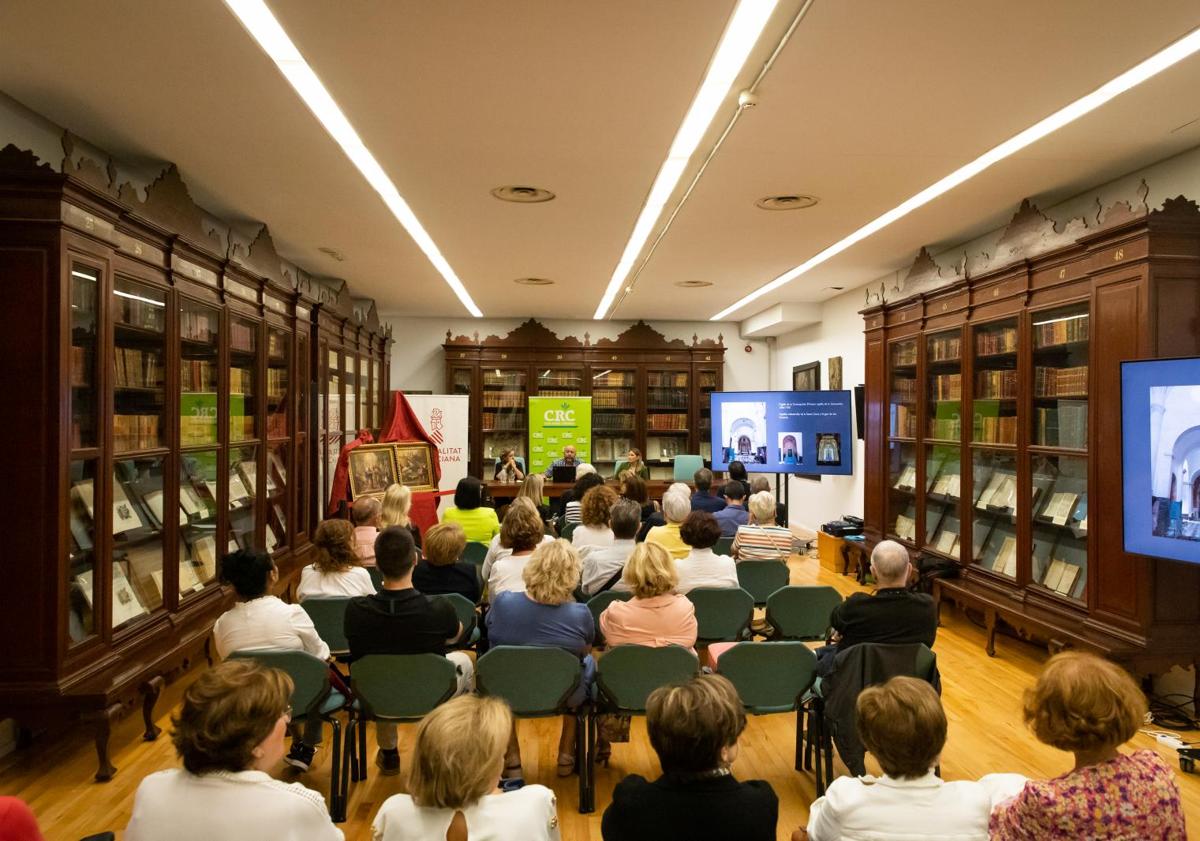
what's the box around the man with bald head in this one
[351,496,382,567]
[816,540,937,675]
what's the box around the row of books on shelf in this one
[891,406,918,438]
[931,373,961,400]
[115,415,161,451]
[229,367,254,395]
[647,372,688,388]
[1035,402,1088,448]
[595,414,635,431]
[976,415,1018,444]
[1034,314,1088,347]
[537,389,579,398]
[593,390,634,409]
[481,415,526,431]
[539,373,580,387]
[267,369,287,399]
[482,391,525,408]
[116,296,165,332]
[976,369,1017,399]
[647,414,688,431]
[892,343,917,366]
[181,360,216,392]
[928,335,962,362]
[181,310,217,344]
[976,325,1018,356]
[483,371,525,387]
[230,321,255,353]
[1034,366,1088,397]
[930,417,961,439]
[647,388,689,408]
[267,332,287,359]
[594,372,634,388]
[698,372,719,388]
[115,347,162,390]
[891,378,918,402]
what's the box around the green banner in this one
[528,396,592,475]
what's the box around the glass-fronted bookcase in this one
[861,197,1200,676]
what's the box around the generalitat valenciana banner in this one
[403,394,469,495]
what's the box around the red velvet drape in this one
[378,391,442,536]
[326,429,374,518]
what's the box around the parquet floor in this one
[4,553,1199,840]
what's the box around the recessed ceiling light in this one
[711,23,1200,321]
[594,0,781,320]
[675,280,715,288]
[491,185,556,204]
[756,194,819,211]
[825,285,845,291]
[514,277,555,286]
[318,246,345,262]
[222,0,482,317]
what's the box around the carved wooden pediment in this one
[61,131,117,197]
[1151,194,1200,223]
[0,143,55,177]
[228,224,285,286]
[593,320,688,350]
[119,164,224,254]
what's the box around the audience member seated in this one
[411,522,481,603]
[990,651,1187,840]
[749,476,787,526]
[482,498,555,576]
[712,480,749,536]
[442,477,500,544]
[645,491,692,560]
[344,527,473,775]
[371,695,560,841]
[620,474,657,522]
[636,481,690,541]
[543,444,580,479]
[581,499,641,596]
[212,550,329,771]
[487,539,595,779]
[517,473,555,525]
[675,511,738,594]
[600,543,698,650]
[726,460,748,484]
[297,518,376,601]
[0,798,44,841]
[690,468,726,514]
[380,483,422,550]
[351,495,383,565]
[483,499,549,601]
[601,674,777,841]
[803,676,1025,841]
[494,448,525,482]
[619,447,651,480]
[731,492,793,561]
[816,539,936,676]
[125,660,342,841]
[560,466,602,523]
[573,484,618,548]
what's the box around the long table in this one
[487,479,677,499]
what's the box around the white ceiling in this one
[0,1,1198,322]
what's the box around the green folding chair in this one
[736,560,791,606]
[595,644,699,714]
[367,566,384,591]
[714,536,735,556]
[477,646,594,813]
[346,654,459,784]
[685,587,755,645]
[432,592,480,648]
[587,590,632,648]
[766,585,844,641]
[559,522,577,541]
[462,542,489,565]
[229,649,348,822]
[299,597,352,657]
[716,641,818,774]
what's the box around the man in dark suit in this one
[690,468,726,514]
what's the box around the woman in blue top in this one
[486,538,594,780]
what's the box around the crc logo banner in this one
[529,396,592,475]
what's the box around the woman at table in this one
[619,448,651,481]
[494,449,525,483]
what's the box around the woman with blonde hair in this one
[297,518,375,600]
[516,473,554,525]
[380,483,423,549]
[600,542,697,650]
[411,521,480,603]
[990,651,1185,839]
[487,539,594,778]
[573,484,618,549]
[371,695,560,841]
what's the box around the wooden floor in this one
[5,553,1200,841]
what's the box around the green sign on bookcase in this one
[528,396,592,475]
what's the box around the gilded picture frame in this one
[393,441,437,493]
[347,443,400,499]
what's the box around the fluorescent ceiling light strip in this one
[594,0,779,320]
[223,0,483,317]
[712,25,1200,321]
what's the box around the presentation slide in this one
[710,390,853,476]
[1122,357,1200,565]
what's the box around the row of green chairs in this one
[301,594,479,657]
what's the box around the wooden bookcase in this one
[444,320,725,479]
[860,197,1200,686]
[0,143,389,780]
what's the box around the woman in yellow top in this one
[441,477,501,544]
[645,490,692,560]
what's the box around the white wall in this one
[383,316,770,393]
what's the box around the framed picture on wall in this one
[348,444,399,499]
[394,441,437,492]
[793,361,821,392]
[828,356,843,391]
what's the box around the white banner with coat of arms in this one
[403,394,469,495]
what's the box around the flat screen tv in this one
[710,390,853,476]
[1121,356,1200,564]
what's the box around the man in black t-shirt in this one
[344,526,473,774]
[816,540,937,676]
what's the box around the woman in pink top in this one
[990,651,1186,840]
[600,543,698,650]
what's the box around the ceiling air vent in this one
[491,185,556,203]
[755,194,819,211]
